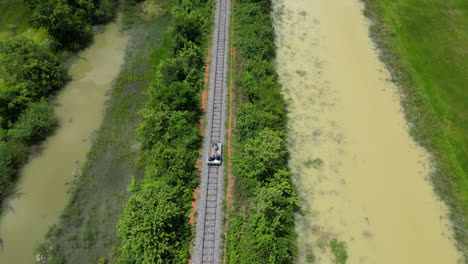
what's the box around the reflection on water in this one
[273,0,461,263]
[0,22,128,263]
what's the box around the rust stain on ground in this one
[189,47,212,264]
[189,187,200,226]
[201,49,211,112]
[198,49,211,135]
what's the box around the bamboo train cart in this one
[206,143,222,165]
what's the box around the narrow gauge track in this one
[192,0,231,263]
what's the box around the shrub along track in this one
[224,0,298,263]
[192,0,231,263]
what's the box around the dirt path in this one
[273,0,462,263]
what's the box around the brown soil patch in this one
[198,49,211,134]
[201,49,211,112]
[189,186,199,226]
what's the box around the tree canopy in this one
[25,0,116,49]
[117,183,190,264]
[0,36,65,128]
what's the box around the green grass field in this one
[374,0,467,170]
[363,0,467,255]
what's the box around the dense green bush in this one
[25,0,117,49]
[0,36,64,202]
[117,182,191,263]
[8,100,57,145]
[93,0,117,24]
[226,0,298,263]
[0,36,65,128]
[228,170,297,263]
[116,0,213,262]
[137,104,200,150]
[0,141,27,198]
[234,3,275,60]
[26,0,93,49]
[170,9,207,52]
[234,129,287,184]
[237,102,284,140]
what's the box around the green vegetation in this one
[8,100,57,145]
[0,0,119,209]
[36,4,172,262]
[362,0,467,256]
[94,0,118,24]
[0,36,64,199]
[329,238,347,264]
[0,36,65,128]
[306,252,316,263]
[0,0,30,34]
[25,0,117,50]
[121,0,170,27]
[115,0,213,262]
[118,183,191,263]
[0,140,27,196]
[0,0,47,41]
[225,0,298,263]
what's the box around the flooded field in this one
[272,0,462,263]
[0,22,127,263]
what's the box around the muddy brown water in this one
[273,0,462,263]
[0,22,127,263]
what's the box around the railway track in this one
[192,0,231,263]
